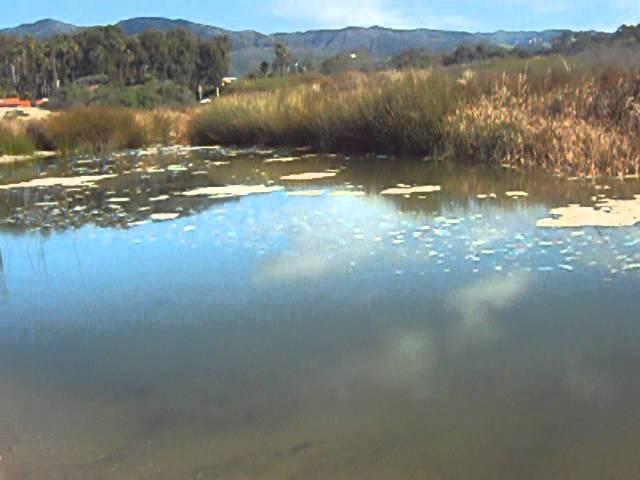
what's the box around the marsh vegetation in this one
[5,57,640,177]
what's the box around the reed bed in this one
[449,72,640,176]
[0,121,35,156]
[188,70,463,154]
[188,57,640,176]
[43,107,147,153]
[4,56,640,177]
[38,107,191,153]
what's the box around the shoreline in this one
[3,145,640,181]
[0,151,56,165]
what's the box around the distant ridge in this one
[1,18,79,38]
[0,17,574,75]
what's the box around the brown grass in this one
[188,57,640,176]
[0,120,35,156]
[4,56,640,177]
[449,72,640,176]
[135,109,190,145]
[44,107,147,153]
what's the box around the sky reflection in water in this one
[0,150,640,479]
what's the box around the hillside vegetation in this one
[0,26,230,103]
[1,17,569,75]
[3,20,640,177]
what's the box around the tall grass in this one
[0,123,35,156]
[135,109,189,145]
[45,107,148,153]
[224,74,324,95]
[449,71,640,176]
[188,56,640,176]
[189,70,464,154]
[5,55,639,177]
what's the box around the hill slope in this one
[0,18,79,38]
[0,17,572,75]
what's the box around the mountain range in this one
[0,18,573,75]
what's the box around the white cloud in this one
[272,0,404,28]
[270,0,475,30]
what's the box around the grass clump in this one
[25,121,56,151]
[188,56,640,176]
[0,123,35,156]
[189,70,464,155]
[46,107,148,153]
[448,71,640,176]
[137,109,188,145]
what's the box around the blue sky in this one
[1,0,639,33]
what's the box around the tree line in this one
[551,24,640,54]
[0,26,231,100]
[247,41,536,78]
[250,22,640,78]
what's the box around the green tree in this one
[197,36,230,90]
[0,26,231,99]
[260,60,270,77]
[273,42,289,77]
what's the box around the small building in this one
[0,97,31,108]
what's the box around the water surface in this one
[1,148,640,479]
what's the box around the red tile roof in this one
[0,98,32,108]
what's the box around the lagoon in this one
[1,148,640,479]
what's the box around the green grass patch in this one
[0,126,36,156]
[188,70,465,155]
[48,80,196,110]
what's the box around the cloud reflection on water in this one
[319,328,437,402]
[448,273,530,344]
[253,196,399,284]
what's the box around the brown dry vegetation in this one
[4,56,640,177]
[20,108,190,154]
[187,57,640,177]
[449,72,640,176]
[0,120,35,157]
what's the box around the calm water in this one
[1,148,640,479]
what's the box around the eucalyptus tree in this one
[274,42,290,76]
[197,36,230,91]
[0,26,231,99]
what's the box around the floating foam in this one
[280,172,338,181]
[150,213,180,221]
[537,198,640,228]
[381,185,441,195]
[181,185,284,198]
[0,174,116,189]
